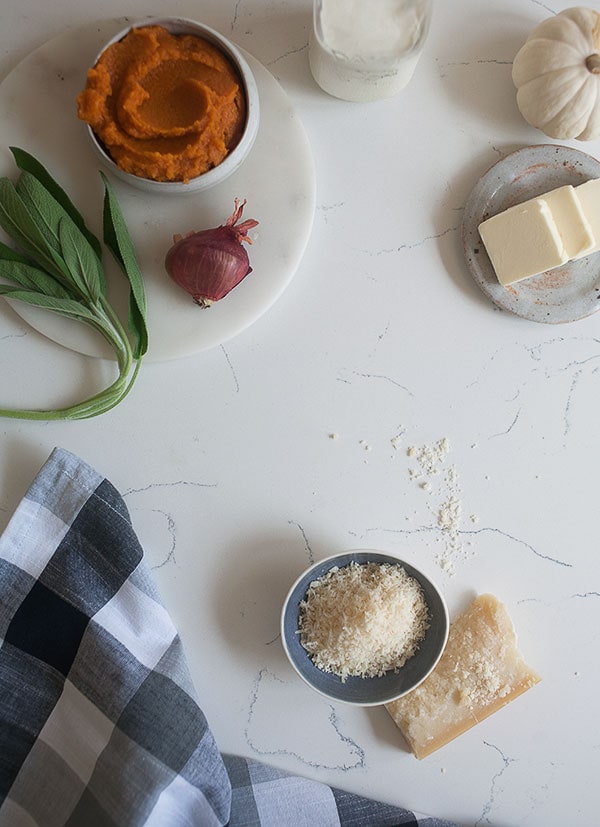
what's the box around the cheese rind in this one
[478,199,567,285]
[385,594,540,759]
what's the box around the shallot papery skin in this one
[165,199,259,308]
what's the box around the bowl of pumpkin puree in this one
[76,17,260,193]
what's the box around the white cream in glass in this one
[309,0,432,101]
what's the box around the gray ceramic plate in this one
[462,144,600,324]
[281,551,449,706]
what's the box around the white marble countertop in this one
[1,1,598,825]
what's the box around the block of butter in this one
[478,179,600,286]
[543,185,594,259]
[385,594,540,759]
[574,178,600,257]
[478,198,568,285]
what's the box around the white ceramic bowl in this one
[84,17,260,194]
[281,550,449,706]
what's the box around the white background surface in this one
[1,2,598,825]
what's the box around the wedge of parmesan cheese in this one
[385,594,540,759]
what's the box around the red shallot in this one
[165,199,259,308]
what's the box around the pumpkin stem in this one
[586,53,600,73]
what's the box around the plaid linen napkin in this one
[0,448,457,827]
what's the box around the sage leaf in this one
[16,171,106,301]
[0,240,31,264]
[0,259,73,299]
[16,171,65,256]
[0,148,147,421]
[101,173,148,358]
[0,177,71,285]
[10,146,103,260]
[58,216,104,304]
[0,285,100,322]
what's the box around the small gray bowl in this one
[84,17,259,194]
[281,550,449,706]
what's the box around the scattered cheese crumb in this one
[413,437,450,475]
[405,436,467,574]
[328,432,339,440]
[437,495,461,533]
[298,562,430,682]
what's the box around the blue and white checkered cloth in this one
[0,448,458,827]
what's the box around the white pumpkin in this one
[512,6,600,140]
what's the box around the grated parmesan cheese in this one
[298,562,430,682]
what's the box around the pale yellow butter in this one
[478,198,568,286]
[543,185,595,259]
[574,178,600,258]
[478,180,600,286]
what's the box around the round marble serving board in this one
[462,144,600,324]
[0,18,316,361]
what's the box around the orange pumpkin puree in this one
[77,25,246,183]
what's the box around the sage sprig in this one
[0,147,148,420]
